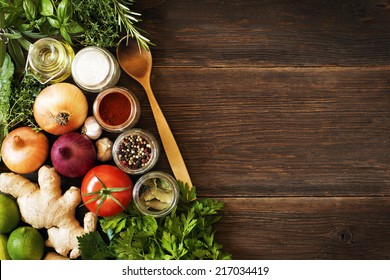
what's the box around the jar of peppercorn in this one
[93,87,141,133]
[112,128,160,175]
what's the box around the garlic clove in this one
[82,116,103,140]
[95,137,113,162]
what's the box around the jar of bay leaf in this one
[26,38,74,84]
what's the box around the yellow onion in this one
[1,126,49,174]
[33,83,88,135]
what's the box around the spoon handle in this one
[143,82,194,190]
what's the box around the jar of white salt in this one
[71,46,121,93]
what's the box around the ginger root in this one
[44,251,70,260]
[0,165,97,259]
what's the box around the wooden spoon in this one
[116,37,193,189]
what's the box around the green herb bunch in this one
[78,182,232,260]
[7,71,44,130]
[0,53,13,152]
[0,0,151,71]
[73,0,151,49]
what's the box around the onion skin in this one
[51,132,96,178]
[1,127,49,174]
[33,83,88,135]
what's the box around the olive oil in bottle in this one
[26,38,74,84]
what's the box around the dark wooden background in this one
[135,0,390,259]
[2,0,390,259]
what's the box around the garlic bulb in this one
[82,116,102,140]
[95,137,113,162]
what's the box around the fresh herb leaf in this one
[0,11,6,66]
[0,53,14,161]
[111,227,146,260]
[181,208,197,237]
[23,0,37,21]
[100,212,128,234]
[65,21,83,34]
[132,215,158,238]
[112,0,152,50]
[0,39,5,68]
[7,72,44,131]
[47,16,60,28]
[7,37,24,70]
[72,0,120,47]
[179,181,197,202]
[72,0,151,49]
[16,36,31,51]
[57,0,72,22]
[78,181,232,260]
[77,231,115,260]
[40,0,54,16]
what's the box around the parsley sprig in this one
[78,182,231,260]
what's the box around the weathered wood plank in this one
[124,66,390,197]
[215,197,390,259]
[141,0,390,67]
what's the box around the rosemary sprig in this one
[112,0,152,50]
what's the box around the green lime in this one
[7,226,45,260]
[0,233,11,260]
[0,193,21,234]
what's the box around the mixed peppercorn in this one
[116,134,152,170]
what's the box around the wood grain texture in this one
[215,197,390,259]
[130,66,390,197]
[141,0,390,67]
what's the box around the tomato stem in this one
[81,173,132,216]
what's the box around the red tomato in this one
[81,165,133,217]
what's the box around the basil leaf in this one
[60,26,72,44]
[47,16,61,28]
[40,0,54,16]
[57,0,71,22]
[0,40,6,68]
[0,12,5,67]
[21,30,47,39]
[0,54,14,158]
[23,0,37,21]
[7,39,25,70]
[16,36,32,51]
[0,10,5,28]
[5,12,19,26]
[18,23,32,32]
[2,32,22,40]
[35,16,46,27]
[65,21,83,34]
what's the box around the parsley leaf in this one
[78,181,232,260]
[77,231,115,260]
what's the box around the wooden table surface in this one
[2,0,390,260]
[134,0,390,260]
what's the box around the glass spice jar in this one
[93,87,141,133]
[71,46,121,92]
[132,171,179,218]
[26,38,74,84]
[112,128,160,175]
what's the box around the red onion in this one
[51,132,96,178]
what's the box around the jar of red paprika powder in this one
[93,87,141,133]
